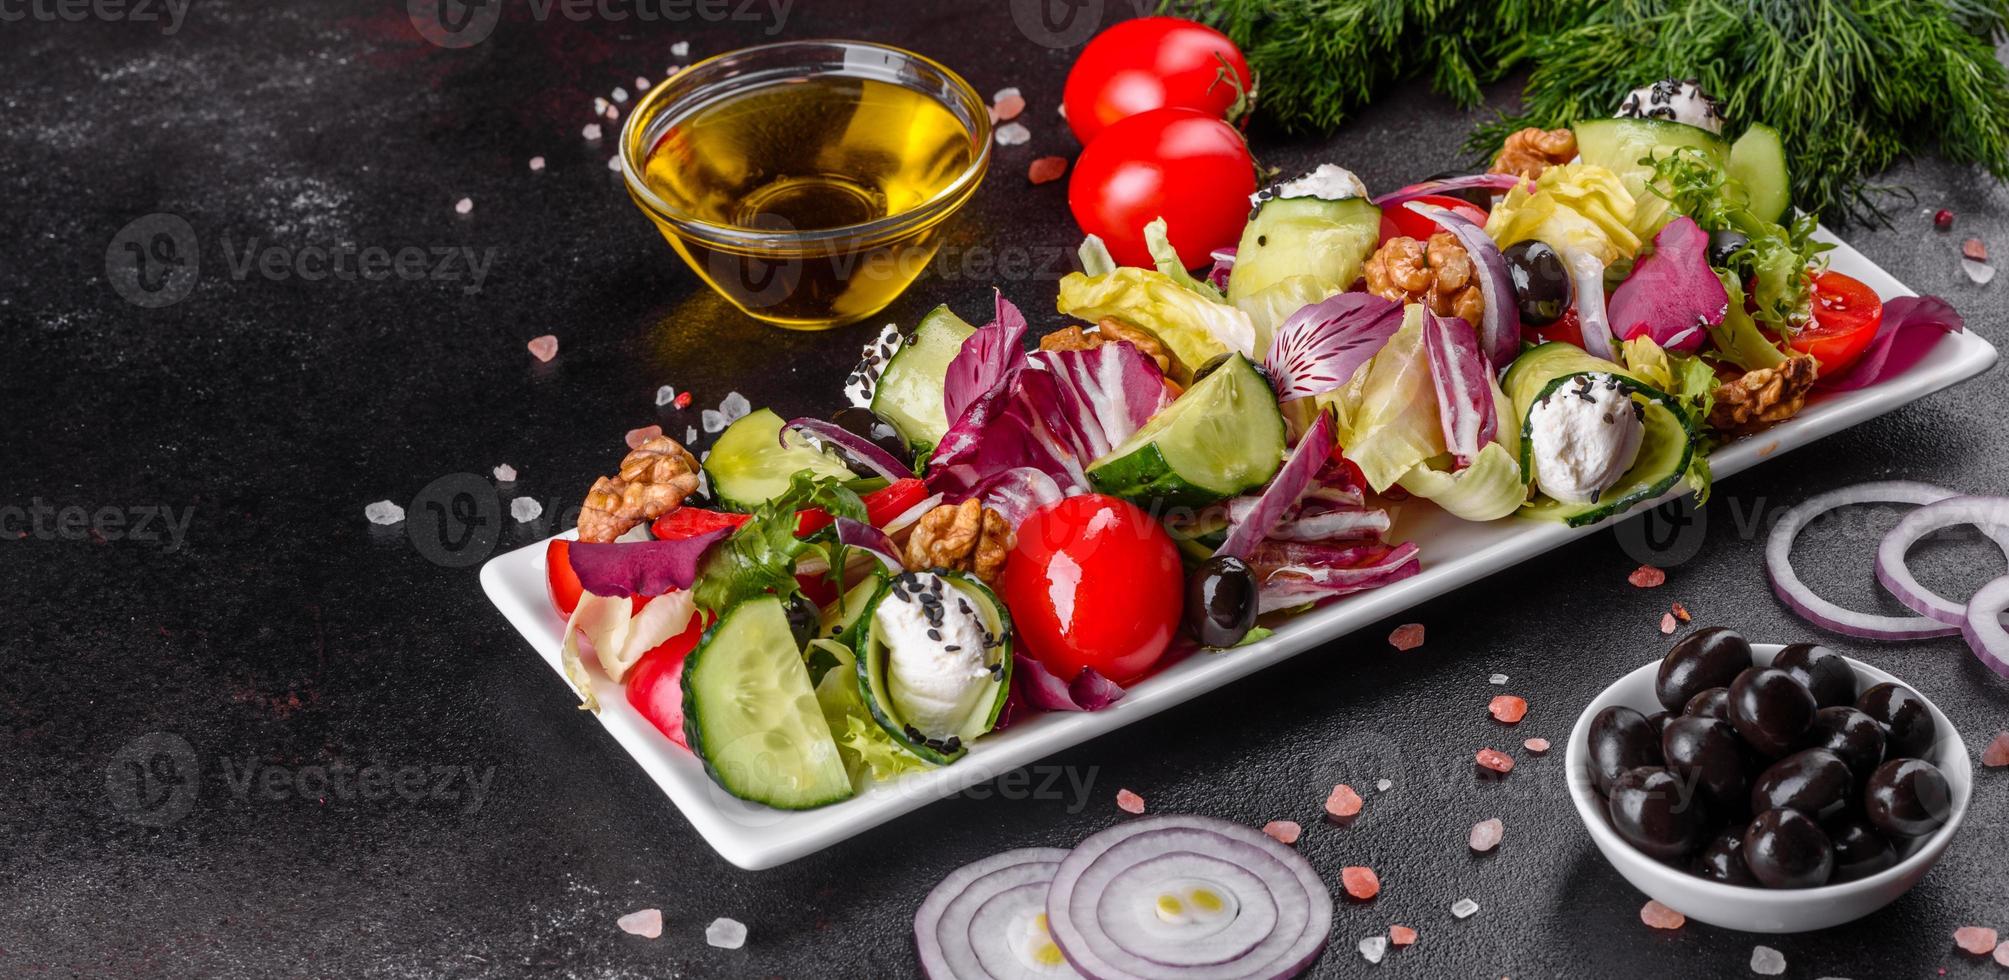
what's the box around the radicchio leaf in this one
[1214,410,1337,560]
[781,417,909,482]
[1418,309,1498,468]
[942,289,1029,424]
[1264,291,1405,401]
[831,517,902,572]
[1406,201,1521,367]
[1255,540,1422,614]
[569,528,733,598]
[1207,246,1236,293]
[927,368,1088,499]
[962,466,1065,527]
[1371,173,1524,208]
[1012,652,1125,712]
[1606,216,1725,354]
[1026,342,1173,461]
[1819,295,1964,391]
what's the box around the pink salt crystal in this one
[1468,818,1503,852]
[1262,820,1301,845]
[1115,788,1145,814]
[1996,940,2009,967]
[1522,737,1551,754]
[1659,612,1678,635]
[1388,623,1425,651]
[1628,564,1666,588]
[1388,924,1416,946]
[1639,900,1685,930]
[617,908,662,939]
[1955,926,1998,955]
[527,334,558,362]
[528,156,545,172]
[1325,784,1363,822]
[1474,748,1514,774]
[454,197,473,215]
[626,425,663,450]
[991,94,1026,122]
[1982,731,2009,767]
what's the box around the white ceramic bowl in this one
[1566,643,1972,933]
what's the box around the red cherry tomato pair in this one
[1064,18,1257,269]
[998,494,1183,687]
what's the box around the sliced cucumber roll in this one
[869,305,976,453]
[681,596,853,810]
[1227,191,1380,303]
[1503,343,1696,528]
[703,407,857,511]
[854,570,1012,766]
[1087,352,1286,508]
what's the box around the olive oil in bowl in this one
[623,43,991,330]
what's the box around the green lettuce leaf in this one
[692,471,864,614]
[808,639,929,787]
[1705,271,1789,374]
[1484,162,1643,264]
[1057,267,1256,371]
[1143,217,1223,301]
[1623,334,1720,501]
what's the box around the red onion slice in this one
[1562,249,1616,361]
[1766,482,1980,639]
[1405,202,1521,367]
[1370,173,1523,207]
[1044,815,1331,980]
[832,517,903,573]
[1961,575,2009,677]
[1014,653,1125,713]
[916,848,1079,980]
[781,417,910,482]
[1875,496,2009,626]
[1214,411,1335,561]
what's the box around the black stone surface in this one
[4,3,2007,977]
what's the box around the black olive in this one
[1589,706,1665,796]
[1662,716,1750,815]
[1646,710,1674,741]
[1773,643,1856,708]
[827,406,913,469]
[1706,229,1750,268]
[1856,682,1937,759]
[783,592,821,650]
[1183,556,1257,648]
[1421,171,1494,210]
[1683,686,1731,720]
[1194,352,1276,395]
[1864,758,1953,838]
[1692,827,1759,886]
[1657,627,1753,710]
[1607,766,1711,860]
[1728,666,1817,758]
[1800,706,1886,782]
[1501,240,1571,327]
[1750,748,1852,822]
[1742,808,1835,888]
[1825,811,1898,881]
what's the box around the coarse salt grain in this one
[656,385,677,407]
[1523,737,1551,754]
[1375,778,1392,792]
[1340,866,1379,900]
[671,40,690,57]
[1475,748,1514,774]
[1115,789,1145,814]
[1639,900,1685,930]
[1325,784,1363,821]
[528,335,559,362]
[365,500,405,525]
[1488,695,1527,724]
[528,156,545,172]
[626,425,663,449]
[493,464,517,482]
[995,122,1031,146]
[991,94,1026,122]
[992,86,1021,103]
[1388,623,1425,651]
[1997,940,2009,967]
[454,197,473,215]
[636,76,650,91]
[612,86,629,103]
[583,123,603,141]
[1628,564,1666,587]
[594,96,610,114]
[706,917,746,950]
[608,156,622,171]
[1982,731,2009,767]
[1488,672,1508,685]
[617,908,662,939]
[510,497,543,523]
[1262,820,1301,845]
[1450,898,1478,919]
[1750,945,1785,976]
[685,425,698,444]
[1963,258,1996,285]
[1358,935,1387,964]
[604,105,618,121]
[1468,817,1503,852]
[1964,237,1988,262]
[1389,925,1416,946]
[1955,926,1998,955]
[1660,612,1678,634]
[1029,156,1068,184]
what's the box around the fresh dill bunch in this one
[1463,0,2009,226]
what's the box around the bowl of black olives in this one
[1566,627,1971,933]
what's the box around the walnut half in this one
[1710,354,1820,433]
[1040,318,1186,385]
[903,499,1013,584]
[1363,232,1484,326]
[578,435,701,543]
[1490,127,1577,182]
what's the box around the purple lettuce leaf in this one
[1818,294,1964,391]
[1013,652,1125,712]
[1265,291,1406,401]
[1607,216,1725,354]
[1254,540,1422,614]
[942,289,1029,425]
[568,528,733,598]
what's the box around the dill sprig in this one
[1172,0,2009,226]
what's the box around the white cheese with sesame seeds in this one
[1526,372,1645,505]
[1614,79,1725,134]
[844,322,903,408]
[874,573,991,740]
[1252,164,1368,206]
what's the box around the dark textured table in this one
[5,2,2007,977]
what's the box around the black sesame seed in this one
[927,628,941,641]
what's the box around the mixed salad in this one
[543,79,1965,812]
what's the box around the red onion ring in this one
[1766,482,1997,639]
[1961,576,2009,677]
[1875,496,2009,627]
[1370,173,1523,207]
[916,847,1079,979]
[1044,814,1331,980]
[1405,202,1521,367]
[781,417,911,482]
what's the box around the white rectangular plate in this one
[482,232,1996,870]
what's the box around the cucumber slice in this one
[820,573,885,646]
[1087,353,1286,508]
[1503,342,1695,528]
[855,571,1012,765]
[704,408,856,511]
[681,596,853,810]
[869,305,975,453]
[1729,123,1790,225]
[1226,195,1380,304]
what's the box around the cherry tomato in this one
[794,478,929,535]
[1379,194,1488,245]
[1062,16,1253,146]
[1068,107,1256,269]
[652,507,749,541]
[546,539,585,618]
[1522,306,1584,349]
[998,494,1183,686]
[1791,270,1884,375]
[623,613,710,751]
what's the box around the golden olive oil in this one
[640,75,978,329]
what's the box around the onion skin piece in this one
[1406,201,1521,368]
[1962,575,2009,678]
[781,418,910,482]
